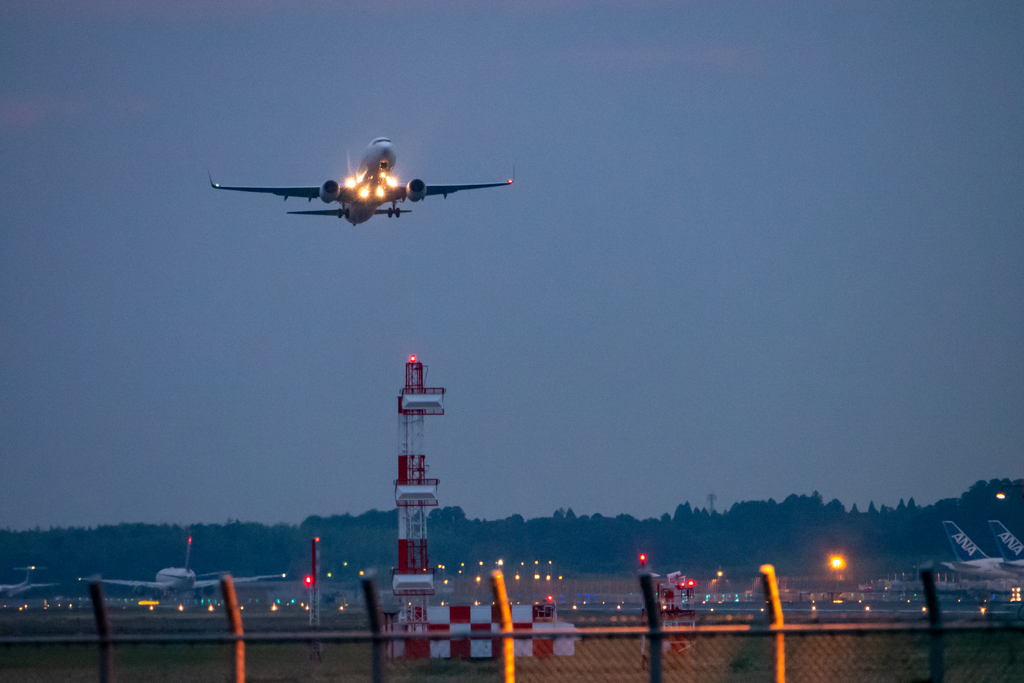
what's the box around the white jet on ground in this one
[0,567,57,598]
[211,137,512,225]
[100,536,284,597]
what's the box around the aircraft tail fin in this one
[943,521,989,561]
[988,520,1024,562]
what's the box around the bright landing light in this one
[359,187,369,198]
[345,178,356,188]
[376,186,384,197]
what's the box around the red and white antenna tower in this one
[393,355,444,637]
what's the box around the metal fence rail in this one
[1,571,1022,683]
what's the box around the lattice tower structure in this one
[394,356,444,632]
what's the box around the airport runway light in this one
[717,571,723,577]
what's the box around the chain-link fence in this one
[3,623,1024,683]
[3,569,1023,683]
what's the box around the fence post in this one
[491,570,515,683]
[220,576,245,683]
[362,573,385,683]
[640,572,661,683]
[921,564,943,683]
[760,565,785,683]
[88,582,115,683]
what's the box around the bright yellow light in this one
[359,570,364,576]
[831,557,844,569]
[534,574,540,580]
[208,605,214,612]
[376,186,384,197]
[359,187,369,198]
[138,600,159,606]
[997,492,1006,499]
[386,176,397,187]
[546,575,551,581]
[327,573,331,578]
[476,576,481,583]
[717,571,723,577]
[345,178,356,188]
[498,559,503,565]
[479,561,484,566]
[271,604,278,611]
[444,579,448,584]
[515,575,519,580]
[558,576,562,580]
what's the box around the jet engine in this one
[406,179,427,202]
[319,180,340,203]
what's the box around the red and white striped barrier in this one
[418,605,575,659]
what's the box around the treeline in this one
[2,479,1021,592]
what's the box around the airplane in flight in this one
[211,137,513,225]
[0,567,57,598]
[941,521,1014,578]
[988,520,1024,574]
[100,536,284,597]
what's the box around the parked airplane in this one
[988,520,1024,574]
[211,137,512,225]
[941,521,1013,578]
[100,536,284,597]
[0,567,57,598]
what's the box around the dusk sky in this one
[2,1,1022,530]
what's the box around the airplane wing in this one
[426,180,513,199]
[101,579,168,589]
[210,177,320,201]
[193,574,286,589]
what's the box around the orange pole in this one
[221,576,245,683]
[491,570,515,683]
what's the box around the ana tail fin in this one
[988,520,1024,561]
[942,521,988,561]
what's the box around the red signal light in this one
[546,595,553,604]
[687,580,696,587]
[639,553,647,568]
[304,575,313,587]
[409,355,416,363]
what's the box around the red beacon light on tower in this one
[639,553,647,569]
[304,575,313,588]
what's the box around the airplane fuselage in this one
[335,138,402,225]
[153,567,196,592]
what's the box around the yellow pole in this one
[491,570,515,683]
[760,564,784,683]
